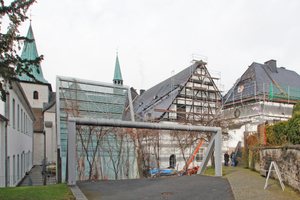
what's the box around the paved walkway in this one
[20,163,299,199]
[224,165,300,200]
[72,166,300,200]
[76,174,234,200]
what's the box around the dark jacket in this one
[224,153,229,161]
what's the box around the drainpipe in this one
[4,82,9,187]
[43,130,46,185]
[4,120,8,187]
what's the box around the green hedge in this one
[267,101,300,146]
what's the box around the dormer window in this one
[33,91,39,99]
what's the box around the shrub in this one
[266,113,300,146]
[292,100,300,116]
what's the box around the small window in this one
[17,104,20,131]
[17,155,19,180]
[21,109,23,132]
[196,149,204,162]
[23,113,25,133]
[12,99,15,128]
[33,91,39,99]
[13,155,15,183]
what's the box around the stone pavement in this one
[224,165,300,200]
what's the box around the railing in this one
[235,141,242,155]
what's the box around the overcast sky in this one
[3,0,300,94]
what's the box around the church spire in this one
[113,52,123,85]
[19,23,48,84]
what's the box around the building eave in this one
[0,114,8,121]
[12,81,36,121]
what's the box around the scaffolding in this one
[160,58,223,126]
[223,82,300,107]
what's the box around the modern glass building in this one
[56,76,137,182]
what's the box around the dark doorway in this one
[169,154,176,169]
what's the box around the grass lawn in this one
[203,166,226,177]
[0,183,75,200]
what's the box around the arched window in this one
[33,91,39,100]
[169,154,176,169]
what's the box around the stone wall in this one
[248,148,260,171]
[248,146,300,191]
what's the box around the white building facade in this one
[0,81,35,187]
[133,60,224,172]
[223,60,300,149]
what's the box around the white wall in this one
[33,133,44,165]
[44,110,56,164]
[225,101,293,148]
[20,83,49,108]
[0,120,6,187]
[21,82,57,165]
[0,101,4,116]
[3,85,34,187]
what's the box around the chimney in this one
[140,89,145,96]
[264,59,277,73]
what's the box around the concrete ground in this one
[20,164,300,199]
[72,165,300,200]
[77,175,233,200]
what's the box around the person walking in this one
[224,152,229,166]
[230,151,235,167]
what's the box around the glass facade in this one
[57,76,137,182]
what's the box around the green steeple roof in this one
[19,23,48,84]
[113,54,123,85]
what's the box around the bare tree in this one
[171,129,204,172]
[105,127,127,180]
[77,126,105,180]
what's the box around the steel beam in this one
[197,130,222,176]
[67,117,222,185]
[67,120,76,186]
[68,118,221,133]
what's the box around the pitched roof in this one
[113,55,123,81]
[223,60,300,104]
[133,63,199,120]
[43,92,56,113]
[18,23,49,84]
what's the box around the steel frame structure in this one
[67,117,222,186]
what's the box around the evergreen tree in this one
[0,0,43,102]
